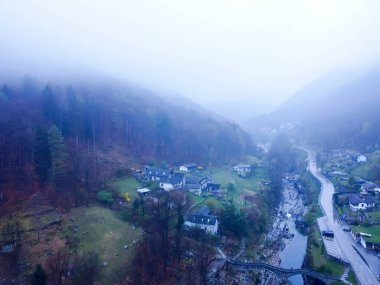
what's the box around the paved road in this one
[307,150,379,285]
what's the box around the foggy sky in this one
[1,0,380,122]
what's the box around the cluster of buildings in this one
[339,181,380,252]
[134,161,254,235]
[330,149,367,164]
[142,164,221,197]
[137,163,221,235]
[348,182,379,212]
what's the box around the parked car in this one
[342,225,351,232]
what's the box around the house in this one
[361,182,378,194]
[199,177,214,191]
[233,163,252,177]
[159,175,184,191]
[185,176,202,196]
[144,167,170,181]
[184,214,218,234]
[349,194,375,211]
[172,172,186,187]
[159,179,175,191]
[179,163,197,172]
[199,177,212,187]
[203,182,221,192]
[357,155,367,163]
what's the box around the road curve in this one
[307,150,379,285]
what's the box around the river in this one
[278,179,308,285]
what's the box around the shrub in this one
[96,190,114,206]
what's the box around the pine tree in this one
[31,264,47,285]
[48,125,66,186]
[34,126,52,185]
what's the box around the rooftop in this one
[349,194,375,206]
[146,167,170,177]
[187,214,217,226]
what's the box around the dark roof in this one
[187,214,217,226]
[349,194,375,206]
[185,176,199,185]
[146,167,170,177]
[206,182,220,191]
[184,163,197,168]
[196,206,211,215]
[185,184,200,190]
[361,182,377,190]
[200,177,212,185]
[169,176,183,185]
[160,175,183,185]
[173,172,185,179]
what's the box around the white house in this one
[349,194,375,211]
[232,163,252,177]
[159,175,184,191]
[184,214,218,235]
[179,163,197,172]
[159,181,174,191]
[357,155,367,163]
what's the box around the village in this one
[320,149,380,256]
[131,162,255,236]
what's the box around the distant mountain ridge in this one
[246,67,380,150]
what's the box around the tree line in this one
[0,77,254,206]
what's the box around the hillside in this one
[246,67,380,150]
[0,76,254,205]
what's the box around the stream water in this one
[279,218,308,285]
[278,180,308,285]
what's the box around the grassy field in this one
[351,164,371,180]
[213,167,268,191]
[302,172,323,225]
[186,191,204,204]
[351,225,380,243]
[351,150,380,180]
[61,205,142,283]
[184,164,269,212]
[113,176,140,200]
[211,167,265,210]
[367,210,380,223]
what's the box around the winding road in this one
[307,150,379,285]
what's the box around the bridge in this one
[226,259,351,285]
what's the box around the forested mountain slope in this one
[0,77,254,205]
